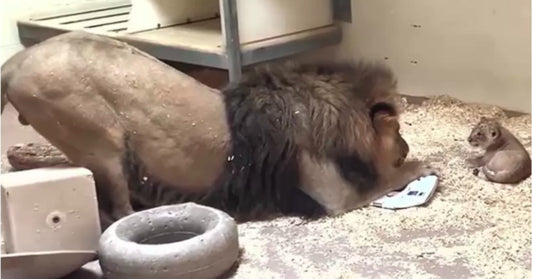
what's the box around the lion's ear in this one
[370,102,397,120]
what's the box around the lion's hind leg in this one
[87,155,135,220]
[6,81,135,222]
[478,165,514,184]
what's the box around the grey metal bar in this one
[220,0,242,83]
[17,21,227,69]
[17,22,66,46]
[118,40,226,69]
[332,0,352,23]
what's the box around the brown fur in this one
[125,61,436,220]
[1,31,436,226]
[467,117,531,184]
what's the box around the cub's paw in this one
[466,157,483,168]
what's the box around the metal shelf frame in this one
[17,0,343,83]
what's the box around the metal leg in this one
[221,0,242,83]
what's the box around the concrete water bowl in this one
[99,203,239,279]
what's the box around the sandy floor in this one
[1,95,531,279]
[227,95,532,279]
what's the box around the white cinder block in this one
[1,167,101,254]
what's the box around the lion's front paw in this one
[414,162,438,177]
[111,206,135,221]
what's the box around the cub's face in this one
[468,117,501,149]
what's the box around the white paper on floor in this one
[371,175,439,210]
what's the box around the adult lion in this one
[1,31,435,226]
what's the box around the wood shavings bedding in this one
[229,95,531,279]
[1,95,529,278]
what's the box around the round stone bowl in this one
[98,203,239,279]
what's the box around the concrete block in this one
[1,167,101,253]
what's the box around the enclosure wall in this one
[305,0,531,113]
[1,0,531,113]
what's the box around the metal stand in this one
[17,0,343,83]
[221,0,242,83]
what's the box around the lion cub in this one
[467,117,531,184]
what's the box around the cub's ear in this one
[489,127,500,139]
[479,116,494,123]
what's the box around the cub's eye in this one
[491,132,497,137]
[476,132,482,136]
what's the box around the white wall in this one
[303,0,531,113]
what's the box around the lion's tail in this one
[1,62,11,113]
